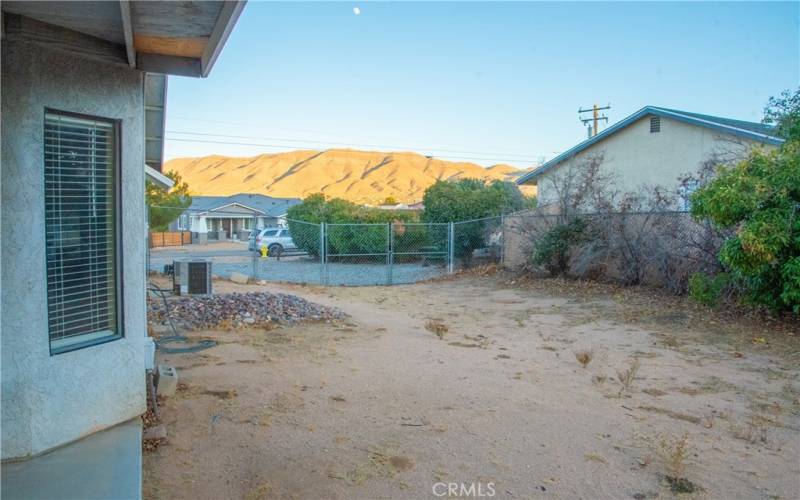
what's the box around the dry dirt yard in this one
[143,273,800,500]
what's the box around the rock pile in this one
[148,292,345,330]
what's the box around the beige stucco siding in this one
[534,115,764,206]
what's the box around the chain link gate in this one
[148,205,504,286]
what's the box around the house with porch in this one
[516,106,784,210]
[172,193,301,241]
[1,1,245,498]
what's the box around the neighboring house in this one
[172,193,301,240]
[1,1,244,497]
[374,201,425,211]
[517,106,784,210]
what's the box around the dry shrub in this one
[425,319,449,339]
[574,349,594,368]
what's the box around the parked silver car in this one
[249,227,297,255]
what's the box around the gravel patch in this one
[149,250,448,285]
[148,292,346,330]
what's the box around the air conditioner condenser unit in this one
[172,259,213,295]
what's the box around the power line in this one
[165,136,540,164]
[168,116,540,159]
[167,130,539,160]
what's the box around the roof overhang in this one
[517,106,785,185]
[145,74,167,171]
[145,164,174,189]
[1,1,246,77]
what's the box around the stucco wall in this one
[535,115,759,206]
[1,40,147,459]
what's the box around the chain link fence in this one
[147,205,504,286]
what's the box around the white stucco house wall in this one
[517,106,784,210]
[1,1,244,496]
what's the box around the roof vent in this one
[650,116,661,133]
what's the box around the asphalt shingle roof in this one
[187,193,302,217]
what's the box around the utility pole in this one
[579,104,611,137]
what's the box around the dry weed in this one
[244,481,270,500]
[616,358,641,395]
[730,410,776,445]
[425,319,449,339]
[584,452,607,464]
[574,349,594,368]
[655,432,699,494]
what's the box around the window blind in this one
[45,111,120,353]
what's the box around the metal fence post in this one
[447,222,455,274]
[387,222,394,285]
[500,214,506,267]
[320,222,326,285]
[251,214,258,279]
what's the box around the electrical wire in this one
[148,281,217,354]
[166,129,540,162]
[165,136,537,164]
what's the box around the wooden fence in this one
[149,231,191,248]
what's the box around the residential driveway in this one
[143,274,800,500]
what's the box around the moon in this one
[353,6,361,15]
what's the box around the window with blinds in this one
[45,111,121,353]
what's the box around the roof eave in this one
[145,165,175,189]
[200,1,247,77]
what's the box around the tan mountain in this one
[164,149,533,204]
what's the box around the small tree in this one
[422,179,531,261]
[146,171,192,231]
[690,88,800,313]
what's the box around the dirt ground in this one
[143,273,800,500]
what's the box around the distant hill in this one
[164,149,533,204]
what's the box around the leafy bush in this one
[688,272,731,307]
[532,218,588,276]
[423,179,533,259]
[286,194,422,259]
[691,89,800,313]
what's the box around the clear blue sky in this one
[164,1,799,167]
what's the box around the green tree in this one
[763,88,800,141]
[422,179,532,258]
[146,171,192,231]
[690,88,800,313]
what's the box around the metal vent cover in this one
[650,116,661,133]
